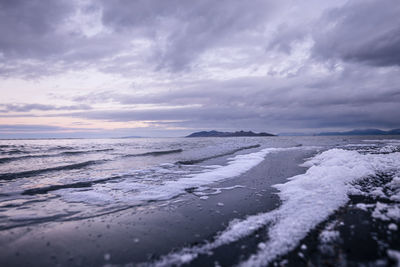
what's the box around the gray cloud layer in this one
[64,61,400,132]
[312,0,400,67]
[2,0,399,69]
[1,0,399,135]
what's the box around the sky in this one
[0,0,399,138]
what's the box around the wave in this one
[0,154,54,163]
[0,149,27,155]
[176,144,261,165]
[123,149,183,157]
[60,147,306,207]
[60,148,114,155]
[0,146,312,232]
[0,148,177,164]
[0,160,105,181]
[21,175,121,195]
[148,148,400,267]
[48,146,76,151]
[124,147,274,202]
[0,148,114,164]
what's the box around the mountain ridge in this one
[316,128,400,136]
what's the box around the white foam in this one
[319,228,340,244]
[193,185,246,197]
[389,223,398,231]
[128,150,270,202]
[355,203,374,211]
[342,144,377,147]
[372,202,400,221]
[379,145,399,153]
[351,171,400,227]
[389,176,400,202]
[352,173,400,204]
[150,149,400,267]
[137,146,318,203]
[363,139,400,143]
[59,189,117,205]
[147,212,275,267]
[318,221,340,256]
[60,147,306,205]
[241,149,400,267]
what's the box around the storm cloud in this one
[312,0,400,67]
[0,0,399,137]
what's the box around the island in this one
[186,130,275,138]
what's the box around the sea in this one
[0,136,399,266]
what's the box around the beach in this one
[0,136,399,266]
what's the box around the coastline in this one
[0,149,313,267]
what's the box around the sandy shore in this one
[0,149,314,266]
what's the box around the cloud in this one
[100,0,281,71]
[0,0,286,76]
[0,124,102,134]
[0,0,74,59]
[0,0,130,77]
[2,0,399,75]
[312,0,400,66]
[0,103,92,113]
[0,124,77,132]
[60,62,400,132]
[1,0,400,136]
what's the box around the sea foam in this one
[241,149,400,266]
[149,149,400,267]
[60,147,303,205]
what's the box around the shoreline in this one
[0,149,314,267]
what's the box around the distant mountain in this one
[186,130,275,138]
[317,128,400,136]
[278,132,312,136]
[389,129,400,135]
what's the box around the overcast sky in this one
[0,0,399,138]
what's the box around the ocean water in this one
[0,137,286,229]
[0,136,400,266]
